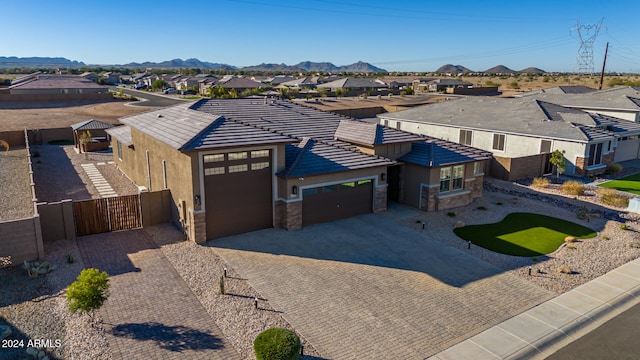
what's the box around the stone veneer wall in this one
[190,210,207,244]
[373,186,388,213]
[420,185,438,212]
[421,176,484,212]
[275,200,302,231]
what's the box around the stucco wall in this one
[0,216,44,265]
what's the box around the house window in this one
[204,167,225,176]
[204,154,224,163]
[251,150,269,158]
[459,130,473,146]
[452,165,464,190]
[396,122,401,130]
[492,134,506,151]
[228,164,248,173]
[116,141,123,160]
[384,120,389,127]
[540,140,552,154]
[588,143,604,166]
[357,179,372,186]
[340,182,356,189]
[473,162,482,175]
[228,152,247,160]
[440,167,451,192]
[251,162,269,170]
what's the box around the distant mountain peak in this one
[435,64,472,73]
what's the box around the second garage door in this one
[302,179,373,226]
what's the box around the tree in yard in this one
[550,149,567,183]
[151,79,168,91]
[67,268,110,317]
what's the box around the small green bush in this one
[477,206,488,211]
[606,163,623,174]
[560,180,584,196]
[620,224,628,230]
[254,328,301,360]
[597,188,629,207]
[447,212,456,217]
[67,268,109,314]
[532,177,550,188]
[558,265,572,274]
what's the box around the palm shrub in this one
[254,327,301,360]
[560,180,584,196]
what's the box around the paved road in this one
[77,230,240,359]
[110,86,186,107]
[546,300,640,360]
[212,204,554,360]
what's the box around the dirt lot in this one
[0,101,152,131]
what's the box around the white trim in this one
[418,183,429,209]
[145,150,151,191]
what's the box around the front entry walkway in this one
[77,230,239,359]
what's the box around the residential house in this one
[6,75,109,96]
[317,77,387,95]
[379,91,640,180]
[102,72,121,85]
[214,76,266,93]
[424,79,473,92]
[106,98,489,243]
[268,75,297,85]
[79,72,99,83]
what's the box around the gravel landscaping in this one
[0,147,33,222]
[400,178,640,294]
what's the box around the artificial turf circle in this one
[597,173,640,195]
[453,212,597,257]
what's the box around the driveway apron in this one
[213,205,554,360]
[77,229,239,360]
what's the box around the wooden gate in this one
[73,194,142,236]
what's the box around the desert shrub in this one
[567,245,576,249]
[626,240,640,249]
[602,235,610,240]
[606,163,623,174]
[561,180,584,196]
[254,328,301,360]
[447,212,456,217]
[477,206,488,211]
[532,177,550,188]
[597,188,629,208]
[558,265,572,274]
[508,81,520,89]
[67,268,109,315]
[620,224,629,230]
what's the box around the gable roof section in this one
[399,140,492,167]
[334,119,424,146]
[317,77,386,89]
[531,86,640,111]
[216,77,265,89]
[105,125,133,146]
[9,75,107,90]
[71,119,114,131]
[278,138,394,178]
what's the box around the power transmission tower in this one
[571,18,605,74]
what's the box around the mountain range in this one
[0,57,545,74]
[435,63,546,74]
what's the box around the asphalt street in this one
[110,86,186,107]
[546,301,640,360]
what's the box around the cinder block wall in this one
[0,217,42,265]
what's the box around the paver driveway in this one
[212,204,554,360]
[77,229,239,360]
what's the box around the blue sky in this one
[3,0,639,72]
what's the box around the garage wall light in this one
[292,186,298,195]
[381,173,386,181]
[194,195,201,206]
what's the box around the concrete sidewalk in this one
[429,257,640,360]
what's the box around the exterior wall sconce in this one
[292,185,298,195]
[381,173,386,181]
[194,195,201,206]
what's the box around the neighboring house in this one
[71,119,113,153]
[80,72,99,82]
[6,75,109,95]
[317,77,387,94]
[269,75,297,85]
[424,79,473,92]
[215,76,265,92]
[102,72,121,85]
[106,99,489,243]
[379,92,640,180]
[516,85,597,96]
[278,77,318,89]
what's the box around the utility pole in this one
[599,42,609,90]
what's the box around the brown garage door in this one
[302,179,373,226]
[204,150,272,239]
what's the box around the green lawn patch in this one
[454,212,596,257]
[598,173,640,195]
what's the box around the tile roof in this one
[317,77,386,89]
[379,96,620,142]
[9,75,108,90]
[334,119,423,146]
[216,77,265,89]
[105,125,133,146]
[531,86,640,111]
[517,86,597,96]
[71,119,114,131]
[278,138,393,178]
[399,140,492,167]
